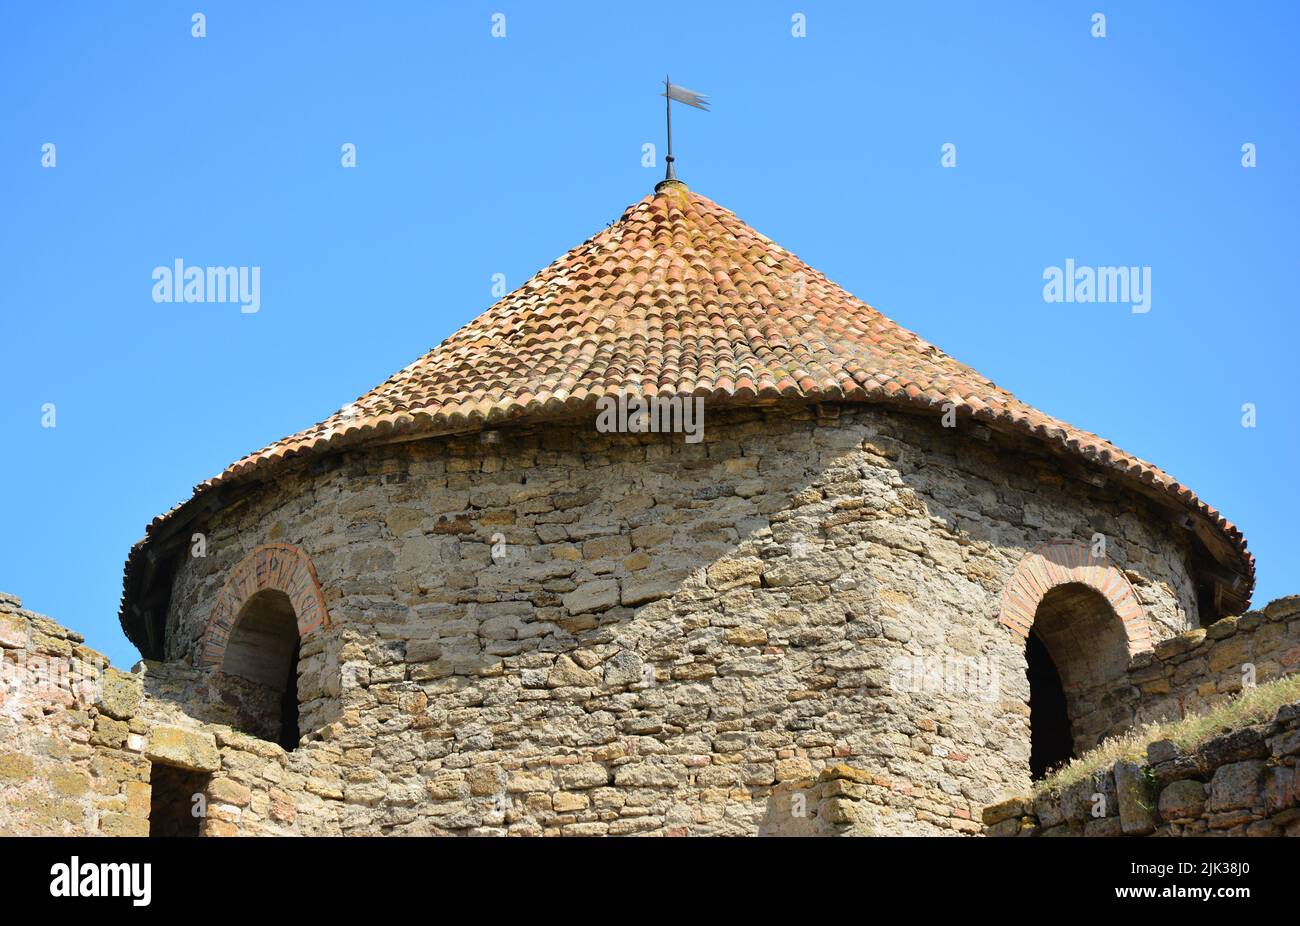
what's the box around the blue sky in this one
[2,2,1295,667]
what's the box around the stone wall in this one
[0,593,133,835]
[154,402,1206,835]
[0,594,343,836]
[1127,596,1300,727]
[983,700,1300,837]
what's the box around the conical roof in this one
[120,182,1253,651]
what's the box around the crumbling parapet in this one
[0,594,345,837]
[1127,596,1300,726]
[984,702,1300,837]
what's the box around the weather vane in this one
[661,76,709,183]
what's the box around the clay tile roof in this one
[118,182,1253,652]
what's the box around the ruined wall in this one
[0,593,132,835]
[134,659,344,835]
[983,597,1300,838]
[156,402,1203,835]
[1126,596,1300,727]
[0,594,343,836]
[983,699,1300,837]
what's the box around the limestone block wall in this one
[0,593,132,835]
[0,593,343,836]
[158,403,1206,835]
[983,700,1300,837]
[1126,596,1300,727]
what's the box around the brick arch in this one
[200,543,330,667]
[999,540,1152,655]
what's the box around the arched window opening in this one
[1028,582,1132,765]
[221,589,301,751]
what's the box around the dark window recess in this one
[1196,583,1219,628]
[149,764,210,837]
[1026,630,1074,781]
[279,637,301,751]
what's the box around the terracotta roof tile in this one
[119,182,1252,650]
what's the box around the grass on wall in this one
[1035,673,1300,796]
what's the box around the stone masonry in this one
[168,403,1210,835]
[1124,596,1300,725]
[983,701,1300,837]
[0,593,343,836]
[2,404,1292,836]
[17,401,1230,835]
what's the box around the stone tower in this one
[97,181,1256,835]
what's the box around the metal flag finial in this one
[661,76,710,184]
